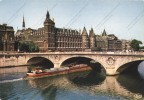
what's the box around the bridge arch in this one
[60,56,106,72]
[27,57,54,70]
[115,60,144,74]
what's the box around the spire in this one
[44,10,55,26]
[102,29,107,36]
[46,10,50,19]
[22,15,25,30]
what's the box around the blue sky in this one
[0,0,144,44]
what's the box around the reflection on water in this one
[0,70,144,100]
[117,73,144,97]
[68,70,106,86]
[117,61,144,98]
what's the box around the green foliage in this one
[130,39,142,51]
[19,41,39,52]
[140,46,144,49]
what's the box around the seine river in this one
[0,61,144,100]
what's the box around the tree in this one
[130,39,142,51]
[140,46,144,49]
[28,42,39,52]
[19,41,39,52]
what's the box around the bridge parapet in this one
[0,51,144,55]
[0,52,144,75]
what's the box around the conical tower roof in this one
[89,28,95,37]
[102,29,107,36]
[82,27,88,35]
[44,11,55,25]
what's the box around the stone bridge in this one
[0,52,144,75]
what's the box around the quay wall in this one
[0,66,27,74]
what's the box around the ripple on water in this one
[0,72,26,81]
[0,71,141,100]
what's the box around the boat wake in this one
[0,78,23,83]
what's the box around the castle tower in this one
[44,11,55,51]
[81,27,89,51]
[102,29,108,51]
[89,28,96,49]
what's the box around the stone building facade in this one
[95,30,122,51]
[0,24,15,51]
[15,11,123,52]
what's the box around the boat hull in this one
[26,66,91,78]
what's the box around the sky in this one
[0,0,144,44]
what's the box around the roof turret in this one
[102,29,107,36]
[89,28,95,37]
[82,27,88,35]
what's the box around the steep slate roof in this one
[44,11,55,24]
[102,29,107,36]
[82,27,88,35]
[89,28,95,37]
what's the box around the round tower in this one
[43,11,55,51]
[89,28,96,49]
[81,27,89,51]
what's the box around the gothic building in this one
[15,11,123,52]
[95,30,122,51]
[0,24,15,51]
[16,11,83,51]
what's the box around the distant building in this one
[95,30,122,51]
[121,40,132,52]
[0,24,15,51]
[15,11,126,52]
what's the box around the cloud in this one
[0,0,2,2]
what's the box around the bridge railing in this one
[0,51,144,55]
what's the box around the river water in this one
[0,62,144,100]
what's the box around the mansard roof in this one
[0,24,14,32]
[56,28,80,35]
[108,34,117,40]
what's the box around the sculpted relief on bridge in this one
[106,56,115,65]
